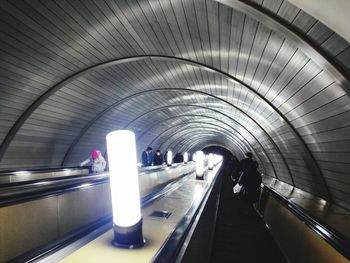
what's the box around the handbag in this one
[236,171,249,197]
[233,183,242,194]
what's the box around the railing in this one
[0,166,90,184]
[0,172,108,207]
[151,162,223,263]
[0,162,191,185]
[0,163,195,207]
[259,184,350,260]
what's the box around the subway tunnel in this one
[0,0,350,262]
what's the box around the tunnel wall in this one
[0,0,349,209]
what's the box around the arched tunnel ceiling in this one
[0,0,350,209]
[286,0,350,44]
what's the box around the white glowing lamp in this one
[183,152,188,164]
[214,154,223,164]
[195,151,205,179]
[106,130,145,248]
[167,150,173,166]
[192,153,196,162]
[193,184,204,204]
[208,153,214,170]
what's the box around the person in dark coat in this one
[231,152,254,182]
[225,155,239,176]
[238,161,262,203]
[173,152,184,163]
[141,146,153,167]
[153,149,163,166]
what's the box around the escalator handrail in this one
[0,166,89,176]
[151,163,223,263]
[262,185,350,260]
[0,164,195,208]
[0,173,109,207]
[0,162,188,175]
[0,163,187,184]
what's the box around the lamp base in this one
[196,175,204,180]
[167,164,172,167]
[112,218,145,249]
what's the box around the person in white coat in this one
[80,150,106,173]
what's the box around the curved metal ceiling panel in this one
[62,88,316,193]
[127,110,290,182]
[246,0,350,75]
[149,123,273,177]
[0,0,349,208]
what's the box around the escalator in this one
[0,163,195,262]
[210,170,286,263]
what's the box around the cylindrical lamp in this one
[192,153,196,162]
[183,152,188,164]
[208,153,214,170]
[214,154,223,164]
[106,130,145,248]
[195,151,204,180]
[167,150,173,166]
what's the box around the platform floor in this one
[210,172,287,263]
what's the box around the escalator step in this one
[210,172,287,263]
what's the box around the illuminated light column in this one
[214,154,223,164]
[106,130,145,248]
[192,153,196,162]
[167,150,173,166]
[193,184,204,204]
[208,153,214,170]
[183,152,188,164]
[195,151,204,180]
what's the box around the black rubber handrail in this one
[0,163,185,182]
[139,163,186,175]
[0,164,191,206]
[0,171,106,189]
[0,173,108,208]
[0,162,186,176]
[0,166,89,176]
[0,164,193,208]
[151,165,223,263]
[263,185,350,260]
